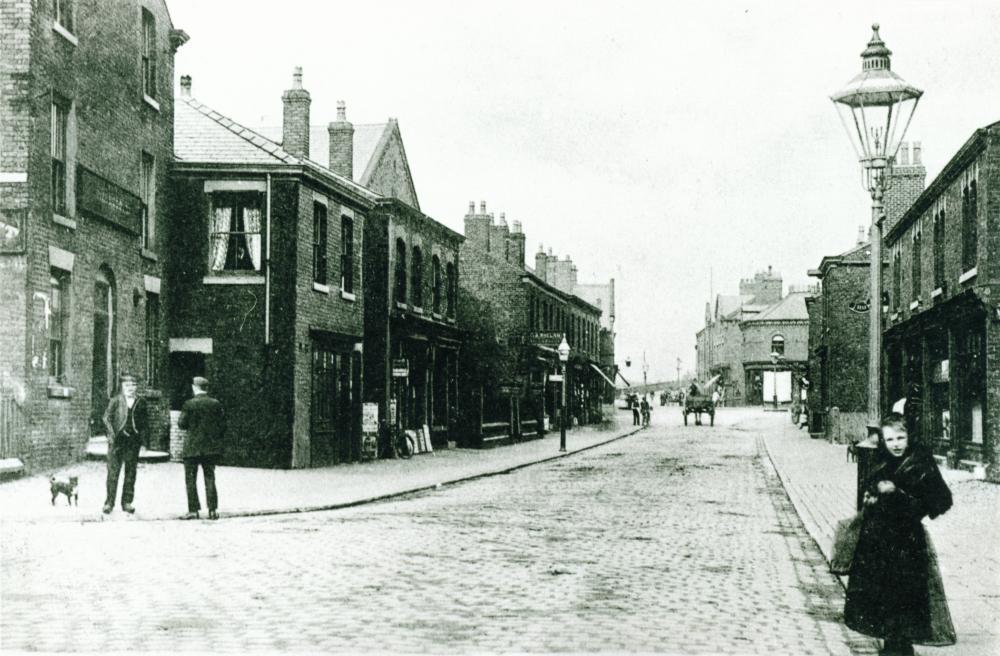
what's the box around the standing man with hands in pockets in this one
[103,372,148,515]
[178,376,225,520]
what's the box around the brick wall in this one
[0,0,177,471]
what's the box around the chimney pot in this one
[857,225,866,245]
[180,75,192,97]
[480,201,486,214]
[912,141,922,165]
[899,142,910,166]
[336,100,347,122]
[292,66,303,89]
[469,201,475,214]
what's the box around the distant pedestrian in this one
[632,397,641,426]
[102,373,148,514]
[640,397,650,426]
[843,413,955,655]
[177,377,226,520]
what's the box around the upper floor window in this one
[54,0,74,33]
[933,208,945,289]
[446,261,456,317]
[770,334,785,357]
[140,152,155,250]
[394,238,407,303]
[431,255,442,314]
[49,270,69,383]
[892,250,902,311]
[411,246,424,308]
[145,292,160,385]
[340,215,354,294]
[911,230,922,301]
[51,98,69,216]
[209,192,262,272]
[141,9,157,100]
[962,175,978,272]
[312,202,328,285]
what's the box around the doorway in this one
[90,268,115,435]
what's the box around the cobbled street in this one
[2,412,876,654]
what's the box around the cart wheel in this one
[683,411,688,426]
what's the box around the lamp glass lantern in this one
[558,336,570,362]
[831,24,922,193]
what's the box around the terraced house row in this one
[0,0,614,473]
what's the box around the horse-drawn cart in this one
[682,375,720,426]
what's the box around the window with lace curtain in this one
[208,192,263,272]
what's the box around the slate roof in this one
[744,292,810,323]
[174,98,377,201]
[256,123,391,184]
[715,294,756,320]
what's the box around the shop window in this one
[911,230,922,300]
[312,201,327,285]
[49,270,69,383]
[209,192,263,272]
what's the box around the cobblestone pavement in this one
[2,412,878,654]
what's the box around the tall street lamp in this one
[769,351,782,410]
[831,23,922,429]
[558,335,571,452]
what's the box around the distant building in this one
[0,0,186,471]
[882,123,999,481]
[740,292,810,406]
[459,202,607,446]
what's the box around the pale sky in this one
[167,0,1000,384]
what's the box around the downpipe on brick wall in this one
[265,173,272,345]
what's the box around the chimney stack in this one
[282,66,311,159]
[328,100,354,179]
[535,246,547,281]
[179,75,192,98]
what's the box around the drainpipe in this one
[265,174,272,344]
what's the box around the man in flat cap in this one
[102,372,148,514]
[177,376,225,519]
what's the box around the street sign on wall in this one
[392,359,409,378]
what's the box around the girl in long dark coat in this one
[845,413,955,655]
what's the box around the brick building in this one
[741,291,810,406]
[459,202,606,446]
[363,197,463,452]
[882,122,1000,480]
[573,278,616,403]
[694,267,783,404]
[0,0,186,471]
[806,142,927,442]
[168,71,377,468]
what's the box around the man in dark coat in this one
[177,377,225,520]
[102,372,149,514]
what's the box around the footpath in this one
[755,411,1000,656]
[0,413,641,524]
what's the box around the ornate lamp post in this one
[831,24,922,429]
[769,351,782,410]
[558,335,571,452]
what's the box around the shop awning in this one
[590,363,615,388]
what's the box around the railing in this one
[0,396,26,460]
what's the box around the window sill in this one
[958,267,977,284]
[313,282,331,294]
[53,213,76,229]
[931,287,943,299]
[412,306,424,315]
[395,301,408,310]
[446,316,457,324]
[47,384,74,399]
[909,300,920,311]
[340,290,356,302]
[432,312,443,320]
[203,275,265,285]
[52,21,78,46]
[0,172,27,183]
[141,248,158,262]
[143,94,161,112]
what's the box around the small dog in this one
[846,440,859,463]
[50,475,79,506]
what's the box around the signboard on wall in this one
[362,403,379,433]
[392,359,409,378]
